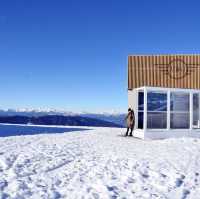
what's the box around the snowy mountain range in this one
[0,109,126,127]
[0,108,125,116]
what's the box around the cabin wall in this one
[128,55,200,90]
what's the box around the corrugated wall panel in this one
[186,55,190,88]
[128,54,200,90]
[163,55,167,87]
[150,56,154,86]
[180,55,184,88]
[138,56,142,87]
[195,55,198,88]
[128,56,131,89]
[191,55,194,88]
[135,56,139,88]
[132,56,135,88]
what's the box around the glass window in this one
[147,112,167,129]
[138,92,144,111]
[147,92,167,129]
[170,92,190,129]
[170,113,189,129]
[193,93,200,127]
[170,92,189,112]
[138,91,144,129]
[147,92,167,111]
[138,112,143,129]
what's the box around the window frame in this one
[134,87,200,132]
[170,91,190,129]
[147,91,167,129]
[193,93,200,128]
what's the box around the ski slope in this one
[0,125,200,198]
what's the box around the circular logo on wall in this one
[157,59,198,79]
[168,59,188,79]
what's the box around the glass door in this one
[138,91,144,129]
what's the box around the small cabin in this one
[128,54,200,139]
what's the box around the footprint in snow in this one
[0,180,8,191]
[181,189,190,199]
[106,185,119,197]
[141,173,149,179]
[0,192,10,199]
[92,192,100,199]
[175,175,185,187]
[127,177,135,184]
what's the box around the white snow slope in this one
[0,126,200,199]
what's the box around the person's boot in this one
[129,129,133,136]
[125,129,129,136]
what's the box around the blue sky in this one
[0,0,200,112]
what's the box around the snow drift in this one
[0,125,199,198]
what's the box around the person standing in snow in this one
[125,108,135,136]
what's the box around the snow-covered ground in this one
[0,125,200,198]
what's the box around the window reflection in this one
[170,113,189,129]
[138,92,144,111]
[147,112,167,129]
[138,112,143,129]
[147,92,167,111]
[170,92,189,112]
[147,92,167,129]
[170,92,189,129]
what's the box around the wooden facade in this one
[128,54,200,90]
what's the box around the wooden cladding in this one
[128,55,200,89]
